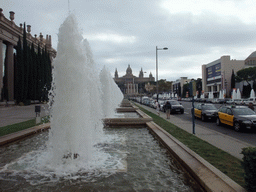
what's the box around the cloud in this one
[2,0,256,82]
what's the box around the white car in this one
[244,98,256,106]
[226,99,234,104]
[234,99,243,105]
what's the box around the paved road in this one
[177,101,256,146]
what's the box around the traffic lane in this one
[177,101,256,146]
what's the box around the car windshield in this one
[170,101,180,105]
[202,105,217,110]
[232,108,256,115]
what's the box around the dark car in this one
[167,100,184,114]
[216,105,256,131]
[194,103,218,121]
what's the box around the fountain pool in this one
[0,128,203,191]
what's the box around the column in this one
[6,43,14,101]
[0,39,3,100]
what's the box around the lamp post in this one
[156,46,168,101]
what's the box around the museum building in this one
[114,65,155,95]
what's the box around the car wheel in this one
[216,117,221,126]
[201,114,205,121]
[234,122,241,132]
[181,110,184,114]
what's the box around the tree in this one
[195,78,202,98]
[22,23,29,102]
[14,36,23,103]
[236,67,256,85]
[231,69,236,90]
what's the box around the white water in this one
[232,89,237,100]
[237,88,241,99]
[100,66,123,118]
[250,89,255,98]
[0,14,124,182]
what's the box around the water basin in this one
[0,128,203,191]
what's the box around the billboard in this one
[206,63,221,80]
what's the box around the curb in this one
[146,121,245,192]
[0,123,50,146]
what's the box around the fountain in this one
[250,89,255,98]
[232,89,237,100]
[0,14,203,191]
[236,88,241,99]
[100,66,123,118]
[219,90,224,99]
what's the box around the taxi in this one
[193,103,218,121]
[216,105,256,131]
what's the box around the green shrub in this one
[241,147,256,192]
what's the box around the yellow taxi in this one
[216,105,256,131]
[193,103,218,121]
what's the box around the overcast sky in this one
[2,0,256,81]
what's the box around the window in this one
[220,107,227,113]
[227,109,233,115]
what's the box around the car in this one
[163,100,184,114]
[234,99,243,105]
[216,105,256,131]
[159,100,166,111]
[226,99,234,104]
[211,98,220,104]
[244,98,256,106]
[193,103,218,121]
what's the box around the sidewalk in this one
[136,103,255,160]
[0,104,49,127]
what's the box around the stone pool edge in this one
[146,120,245,192]
[0,123,50,146]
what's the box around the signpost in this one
[190,81,196,134]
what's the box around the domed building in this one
[114,65,155,95]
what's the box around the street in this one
[176,101,256,146]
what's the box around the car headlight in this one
[242,120,252,124]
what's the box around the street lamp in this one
[156,46,168,101]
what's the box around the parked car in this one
[159,100,165,111]
[226,99,234,104]
[193,103,218,121]
[234,99,243,105]
[218,99,226,104]
[243,98,256,106]
[163,100,184,114]
[211,98,220,104]
[216,105,256,131]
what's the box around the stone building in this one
[0,8,56,101]
[114,65,155,95]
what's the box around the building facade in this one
[0,8,56,101]
[114,65,155,95]
[235,51,256,92]
[172,77,191,97]
[202,55,244,98]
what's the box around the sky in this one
[2,0,256,81]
